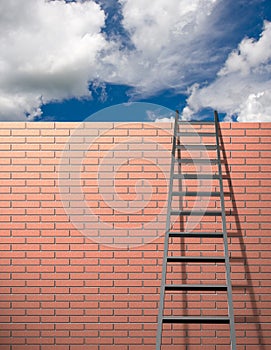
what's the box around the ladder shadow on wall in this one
[218,124,266,350]
[176,141,189,345]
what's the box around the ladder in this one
[156,111,236,349]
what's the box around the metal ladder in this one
[156,110,236,349]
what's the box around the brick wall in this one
[0,121,270,350]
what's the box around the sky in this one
[0,0,270,122]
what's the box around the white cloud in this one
[6,0,267,121]
[119,0,217,54]
[238,91,271,122]
[154,117,175,122]
[109,0,219,97]
[146,109,175,122]
[183,20,271,121]
[0,0,221,120]
[0,0,107,120]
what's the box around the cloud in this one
[4,0,269,122]
[0,0,107,120]
[0,0,222,120]
[183,20,271,121]
[108,0,220,97]
[154,117,175,122]
[146,109,175,122]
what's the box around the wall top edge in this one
[0,121,271,129]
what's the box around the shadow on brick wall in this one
[219,124,267,350]
[177,138,189,346]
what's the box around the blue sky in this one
[0,0,271,122]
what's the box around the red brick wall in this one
[0,121,270,350]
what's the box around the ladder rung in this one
[173,173,219,180]
[176,145,217,150]
[168,232,224,238]
[171,210,222,216]
[176,158,218,164]
[172,191,220,197]
[167,256,225,263]
[163,316,229,324]
[178,121,215,125]
[176,132,216,137]
[165,284,227,291]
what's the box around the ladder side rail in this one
[214,111,236,350]
[156,110,179,350]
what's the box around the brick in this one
[129,129,157,136]
[260,123,271,129]
[221,129,245,136]
[27,122,54,129]
[232,122,260,129]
